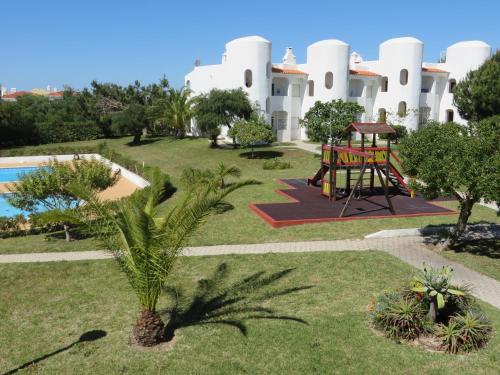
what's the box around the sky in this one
[1,0,498,91]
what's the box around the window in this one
[292,84,300,97]
[400,69,408,85]
[378,108,387,123]
[398,101,407,117]
[448,79,456,93]
[244,69,252,88]
[272,77,288,96]
[266,62,272,79]
[348,79,364,97]
[446,109,454,122]
[185,80,191,88]
[266,97,270,114]
[325,72,333,89]
[381,76,388,92]
[307,80,314,96]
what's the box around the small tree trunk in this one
[428,299,437,322]
[251,146,255,159]
[210,135,218,148]
[63,224,71,242]
[444,196,474,248]
[132,310,165,347]
[133,133,141,145]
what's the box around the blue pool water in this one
[0,166,41,183]
[0,166,47,217]
[0,194,49,218]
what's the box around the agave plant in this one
[41,168,257,346]
[411,263,465,322]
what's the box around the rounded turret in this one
[306,39,350,101]
[378,37,424,130]
[224,36,272,112]
[445,41,491,78]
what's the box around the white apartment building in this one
[185,36,492,141]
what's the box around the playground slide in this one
[308,165,329,186]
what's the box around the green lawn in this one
[1,136,498,253]
[431,238,500,282]
[0,232,101,254]
[1,251,500,374]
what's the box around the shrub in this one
[262,158,292,170]
[378,125,408,144]
[369,291,431,340]
[369,264,493,354]
[436,309,492,353]
[36,120,103,144]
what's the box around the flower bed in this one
[368,264,493,353]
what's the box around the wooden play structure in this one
[308,122,414,217]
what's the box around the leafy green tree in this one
[378,124,408,144]
[8,158,118,241]
[300,99,364,144]
[44,169,258,346]
[228,119,273,158]
[194,89,253,147]
[454,51,500,122]
[162,87,194,137]
[399,120,500,246]
[111,103,149,144]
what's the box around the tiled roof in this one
[422,67,448,73]
[272,66,307,75]
[1,91,32,99]
[344,122,396,134]
[349,69,380,77]
[48,91,64,97]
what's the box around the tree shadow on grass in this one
[421,223,500,259]
[160,263,313,342]
[2,330,107,375]
[239,151,284,159]
[126,138,164,147]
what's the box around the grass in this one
[1,251,500,374]
[1,136,498,253]
[0,231,101,254]
[432,238,500,282]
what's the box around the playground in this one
[250,123,457,227]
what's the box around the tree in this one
[399,120,500,247]
[44,168,258,346]
[194,89,253,147]
[111,103,149,144]
[378,124,408,144]
[228,119,273,159]
[454,51,500,122]
[162,87,194,138]
[300,99,364,144]
[8,158,118,241]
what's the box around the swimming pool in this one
[0,193,49,218]
[0,166,46,217]
[0,166,41,183]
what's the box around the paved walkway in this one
[1,236,499,309]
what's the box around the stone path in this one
[1,235,499,309]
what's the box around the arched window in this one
[381,76,388,92]
[446,109,454,122]
[398,101,407,117]
[244,69,252,88]
[400,69,408,85]
[378,108,387,123]
[266,97,270,114]
[185,80,191,88]
[266,62,272,79]
[307,80,314,96]
[448,79,456,93]
[325,72,333,89]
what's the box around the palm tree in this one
[45,168,257,346]
[163,87,194,138]
[214,162,241,189]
